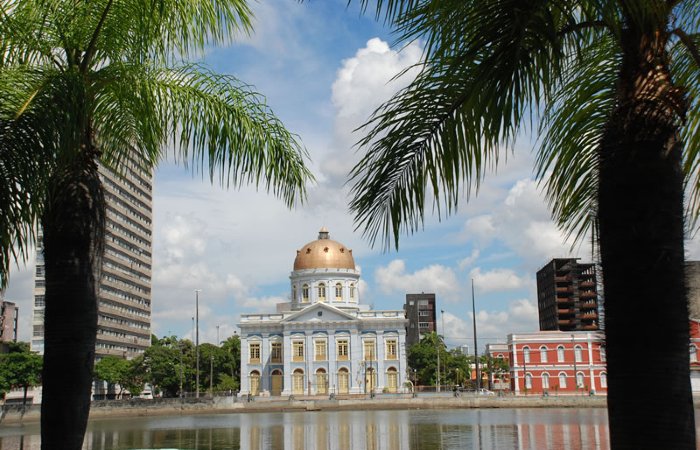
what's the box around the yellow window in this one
[293,341,304,362]
[249,343,260,363]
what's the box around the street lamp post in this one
[210,355,214,398]
[441,309,446,388]
[195,289,202,399]
[216,325,220,346]
[471,278,480,391]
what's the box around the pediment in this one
[282,303,359,323]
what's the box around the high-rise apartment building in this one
[404,293,436,347]
[536,258,599,332]
[0,297,18,343]
[31,160,152,359]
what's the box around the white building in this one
[238,228,408,397]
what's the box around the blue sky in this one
[6,0,700,351]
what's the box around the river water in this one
[0,407,655,450]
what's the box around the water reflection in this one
[0,407,682,450]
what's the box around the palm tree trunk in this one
[40,154,105,450]
[598,97,695,448]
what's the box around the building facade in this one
[0,298,18,343]
[508,331,607,394]
[404,293,436,348]
[238,228,408,397]
[536,258,599,331]
[31,160,153,359]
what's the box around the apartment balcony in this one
[581,302,597,309]
[557,308,576,315]
[558,319,574,325]
[581,325,599,330]
[557,298,574,303]
[580,281,595,288]
[556,287,573,294]
[580,291,596,298]
[581,313,598,319]
[555,276,569,282]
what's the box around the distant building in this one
[459,344,470,356]
[508,331,607,394]
[238,228,408,397]
[687,261,700,319]
[484,343,509,390]
[404,293,436,347]
[536,258,599,331]
[31,160,153,359]
[0,298,18,343]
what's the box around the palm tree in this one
[0,0,313,447]
[348,1,699,448]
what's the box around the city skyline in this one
[4,0,700,351]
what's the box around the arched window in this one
[525,373,532,390]
[387,367,398,393]
[599,346,606,362]
[497,354,504,359]
[523,346,531,363]
[542,372,550,389]
[558,372,567,389]
[318,283,326,302]
[574,345,583,363]
[557,345,565,362]
[600,372,607,388]
[335,283,343,301]
[315,368,327,394]
[576,372,585,389]
[349,284,356,302]
[293,369,305,395]
[338,368,350,394]
[691,345,698,363]
[540,346,548,363]
[249,370,261,396]
[292,285,297,302]
[302,284,309,302]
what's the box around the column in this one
[282,331,292,396]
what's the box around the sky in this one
[4,0,700,352]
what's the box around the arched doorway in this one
[249,370,261,396]
[293,369,305,395]
[386,367,398,393]
[365,367,376,393]
[316,368,328,394]
[338,368,349,394]
[271,369,283,396]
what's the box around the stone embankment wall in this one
[4,395,697,424]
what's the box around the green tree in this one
[221,334,241,387]
[143,344,182,397]
[94,355,145,398]
[0,351,43,405]
[348,1,700,447]
[93,356,127,398]
[407,331,450,386]
[0,0,312,448]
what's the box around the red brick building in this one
[508,331,607,394]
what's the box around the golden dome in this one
[293,228,355,271]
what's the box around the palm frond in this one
[92,63,314,208]
[349,0,585,250]
[537,33,618,248]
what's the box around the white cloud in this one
[456,178,588,266]
[472,299,539,338]
[469,267,532,293]
[239,296,285,312]
[320,38,423,184]
[457,249,480,270]
[374,259,460,299]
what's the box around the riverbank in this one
[0,394,616,424]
